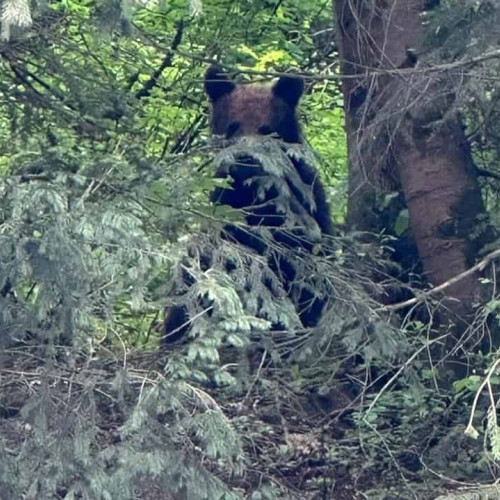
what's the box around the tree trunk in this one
[333,0,493,324]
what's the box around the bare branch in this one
[378,247,500,313]
[135,21,184,100]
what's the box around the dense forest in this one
[1,0,500,498]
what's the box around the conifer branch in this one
[135,21,184,100]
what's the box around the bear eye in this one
[226,122,241,139]
[258,125,273,136]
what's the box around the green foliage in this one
[0,1,350,497]
[0,372,243,499]
[4,0,499,497]
[394,208,409,236]
[0,145,166,346]
[303,86,348,221]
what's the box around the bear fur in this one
[163,66,334,344]
[204,65,304,143]
[205,65,333,239]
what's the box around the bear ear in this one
[204,65,236,102]
[273,75,304,107]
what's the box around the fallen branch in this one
[378,247,500,313]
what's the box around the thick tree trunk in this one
[333,0,493,323]
[335,0,424,231]
[397,114,485,306]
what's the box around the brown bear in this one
[163,66,334,344]
[205,65,333,240]
[204,65,304,143]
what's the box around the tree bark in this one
[333,0,494,324]
[334,0,423,231]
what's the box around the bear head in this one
[204,65,304,143]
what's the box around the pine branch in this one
[1,51,71,106]
[168,113,204,155]
[135,21,184,100]
[476,167,500,182]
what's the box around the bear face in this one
[204,65,304,143]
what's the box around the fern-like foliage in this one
[164,137,406,391]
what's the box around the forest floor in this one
[0,349,497,500]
